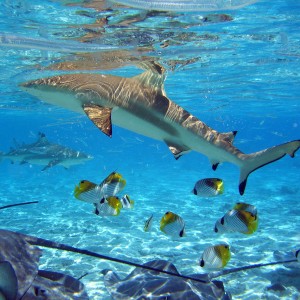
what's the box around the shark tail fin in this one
[239,140,300,195]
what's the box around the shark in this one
[20,65,300,194]
[0,132,93,170]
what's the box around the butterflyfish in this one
[120,194,134,209]
[74,180,102,203]
[144,214,154,232]
[94,196,122,216]
[192,178,224,197]
[233,202,257,216]
[74,171,126,203]
[160,211,185,238]
[200,244,231,269]
[100,172,126,198]
[214,209,258,234]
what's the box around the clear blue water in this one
[0,0,299,299]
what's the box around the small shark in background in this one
[20,64,300,194]
[0,132,93,170]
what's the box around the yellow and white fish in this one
[94,196,122,216]
[192,178,224,197]
[144,214,154,232]
[74,180,102,203]
[120,194,134,209]
[200,244,231,269]
[214,209,258,234]
[160,211,185,238]
[74,171,126,203]
[233,202,257,216]
[100,172,126,198]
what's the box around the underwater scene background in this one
[0,0,299,299]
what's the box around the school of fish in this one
[73,171,269,271]
[74,171,134,217]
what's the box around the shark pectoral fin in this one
[83,104,112,137]
[165,141,190,160]
[0,261,18,300]
[239,139,300,195]
[42,159,61,171]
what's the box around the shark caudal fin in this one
[239,140,300,195]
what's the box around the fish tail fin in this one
[239,140,300,195]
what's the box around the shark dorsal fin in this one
[83,104,112,137]
[133,62,167,96]
[37,132,48,143]
[220,131,237,144]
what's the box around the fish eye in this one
[224,245,228,249]
[200,259,205,267]
[80,180,86,184]
[214,226,218,233]
[165,211,170,215]
[220,217,225,225]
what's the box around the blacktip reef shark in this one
[20,64,300,194]
[0,132,92,170]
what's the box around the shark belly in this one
[179,129,243,167]
[22,88,85,113]
[111,107,178,141]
